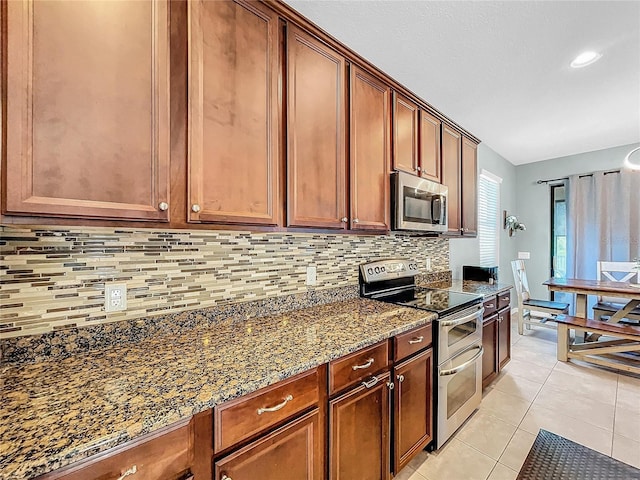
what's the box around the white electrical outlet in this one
[105,283,127,312]
[518,251,531,260]
[425,258,432,271]
[306,266,317,286]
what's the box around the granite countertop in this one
[424,279,512,300]
[449,280,512,299]
[0,298,434,480]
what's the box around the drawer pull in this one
[117,465,137,480]
[485,303,495,308]
[221,475,232,480]
[408,336,424,344]
[362,376,379,388]
[352,358,375,370]
[257,394,293,415]
[501,297,509,301]
[397,374,405,382]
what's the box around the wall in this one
[0,226,449,338]
[515,142,640,298]
[449,143,518,283]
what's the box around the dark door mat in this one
[517,429,640,480]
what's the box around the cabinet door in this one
[215,410,323,480]
[498,309,511,370]
[482,315,499,389]
[350,66,391,231]
[461,137,478,236]
[393,349,433,474]
[5,0,170,221]
[188,0,280,225]
[393,93,419,175]
[287,25,347,229]
[419,111,442,183]
[330,372,391,480]
[441,125,462,235]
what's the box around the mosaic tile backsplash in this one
[0,226,449,339]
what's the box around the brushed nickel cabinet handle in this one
[117,465,137,480]
[397,374,405,382]
[341,217,348,223]
[158,202,168,211]
[257,394,293,415]
[191,204,201,213]
[352,358,374,370]
[501,296,510,301]
[354,218,359,223]
[221,475,232,480]
[387,381,394,390]
[362,376,379,388]
[485,303,495,308]
[408,336,424,344]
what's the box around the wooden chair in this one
[593,261,640,323]
[511,260,570,335]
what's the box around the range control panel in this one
[359,259,419,284]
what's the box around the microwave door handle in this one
[432,197,441,223]
[439,307,485,327]
[440,346,484,376]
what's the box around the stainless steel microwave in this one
[391,171,448,232]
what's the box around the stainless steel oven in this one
[391,171,448,232]
[437,343,483,449]
[437,304,484,360]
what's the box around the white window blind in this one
[478,172,501,267]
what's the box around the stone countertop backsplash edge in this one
[0,291,437,479]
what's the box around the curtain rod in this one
[536,169,621,185]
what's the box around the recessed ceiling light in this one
[570,51,602,68]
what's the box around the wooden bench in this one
[555,315,640,374]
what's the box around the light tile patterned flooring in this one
[396,323,640,480]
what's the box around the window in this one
[478,170,501,267]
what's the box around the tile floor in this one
[396,322,640,480]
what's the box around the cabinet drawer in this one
[497,291,511,311]
[329,341,389,395]
[39,421,191,480]
[483,296,498,317]
[394,323,433,361]
[214,368,319,454]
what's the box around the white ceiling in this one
[284,0,640,165]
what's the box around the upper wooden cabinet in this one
[393,93,419,175]
[349,66,391,231]
[441,125,462,235]
[188,0,281,225]
[419,111,442,183]
[461,136,478,236]
[393,94,442,183]
[4,0,170,221]
[442,126,478,237]
[287,25,348,229]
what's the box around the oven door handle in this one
[439,346,483,376]
[439,307,484,327]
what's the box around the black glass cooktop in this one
[380,287,482,316]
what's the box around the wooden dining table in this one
[543,277,640,324]
[543,277,640,374]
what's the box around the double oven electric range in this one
[360,259,484,449]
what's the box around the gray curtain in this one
[565,169,640,315]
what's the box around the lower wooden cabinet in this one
[214,409,323,480]
[37,420,193,480]
[393,348,433,474]
[329,371,391,480]
[482,294,512,390]
[498,309,512,370]
[482,314,499,389]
